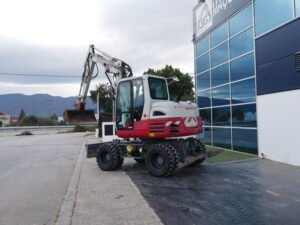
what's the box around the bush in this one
[16,131,33,136]
[18,114,60,126]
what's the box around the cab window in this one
[148,77,168,100]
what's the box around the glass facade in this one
[195,0,300,154]
[195,3,258,154]
[254,0,296,36]
[297,0,300,17]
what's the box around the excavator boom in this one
[63,45,132,124]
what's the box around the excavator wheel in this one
[145,143,178,177]
[96,143,123,171]
[189,140,207,167]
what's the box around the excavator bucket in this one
[63,109,97,124]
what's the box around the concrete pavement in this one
[0,133,85,225]
[71,157,162,225]
[0,132,163,225]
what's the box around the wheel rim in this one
[151,152,165,170]
[100,150,111,165]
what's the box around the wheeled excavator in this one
[64,45,206,177]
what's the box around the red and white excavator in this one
[64,45,206,177]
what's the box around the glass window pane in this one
[211,43,228,67]
[212,107,231,126]
[133,79,144,121]
[199,127,212,145]
[255,0,293,36]
[116,81,132,130]
[197,90,211,108]
[230,28,253,59]
[196,35,209,57]
[211,22,228,48]
[297,0,300,17]
[230,4,253,37]
[232,129,258,154]
[148,77,168,100]
[212,85,230,106]
[196,72,210,91]
[196,53,209,74]
[213,128,232,149]
[211,63,229,87]
[231,53,255,82]
[232,104,257,127]
[199,109,211,125]
[231,78,256,104]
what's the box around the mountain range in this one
[0,94,95,117]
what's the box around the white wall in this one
[0,115,11,126]
[257,89,300,166]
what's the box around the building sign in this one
[196,0,234,37]
[195,0,214,37]
[194,0,251,39]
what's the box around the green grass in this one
[205,146,257,163]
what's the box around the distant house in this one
[10,116,19,125]
[0,115,11,127]
[0,114,18,127]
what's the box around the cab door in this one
[116,80,133,130]
[116,78,144,131]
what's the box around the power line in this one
[0,72,81,78]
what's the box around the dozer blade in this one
[63,109,97,125]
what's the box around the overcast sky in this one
[0,0,197,97]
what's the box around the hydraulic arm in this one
[63,44,133,124]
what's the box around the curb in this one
[55,143,85,225]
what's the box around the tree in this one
[19,115,38,126]
[0,112,4,115]
[50,113,58,121]
[144,65,194,101]
[90,83,114,113]
[18,109,26,123]
[89,65,195,112]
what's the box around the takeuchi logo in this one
[196,0,234,37]
[197,3,212,32]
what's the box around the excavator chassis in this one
[86,137,206,177]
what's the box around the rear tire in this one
[96,143,123,171]
[190,140,206,166]
[146,143,177,177]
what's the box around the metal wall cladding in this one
[256,18,300,95]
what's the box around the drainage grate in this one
[296,52,300,72]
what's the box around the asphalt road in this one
[0,133,85,225]
[126,159,300,225]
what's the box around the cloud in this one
[0,0,197,96]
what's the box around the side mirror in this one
[172,77,179,82]
[167,77,179,85]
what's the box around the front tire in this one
[96,143,123,171]
[146,143,177,177]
